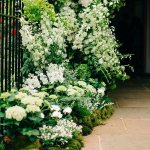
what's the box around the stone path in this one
[82,77,150,150]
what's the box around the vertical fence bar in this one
[1,0,5,92]
[8,0,13,90]
[4,0,9,91]
[17,0,22,89]
[12,0,15,87]
[0,0,23,92]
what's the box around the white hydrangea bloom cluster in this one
[46,63,65,84]
[23,63,65,93]
[32,92,49,99]
[51,105,62,119]
[24,74,41,92]
[21,95,43,107]
[67,85,85,97]
[15,92,43,107]
[39,119,82,145]
[15,92,28,100]
[97,87,106,97]
[86,85,97,94]
[77,81,97,95]
[55,85,67,93]
[26,104,41,113]
[5,106,27,121]
[50,105,72,119]
[63,107,72,114]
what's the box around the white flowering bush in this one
[0,0,129,149]
[5,106,27,122]
[39,119,82,146]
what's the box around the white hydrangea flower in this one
[55,85,67,92]
[63,107,72,114]
[46,63,65,84]
[49,95,58,100]
[51,111,62,119]
[77,81,87,88]
[6,106,26,121]
[86,85,97,94]
[67,88,80,97]
[51,105,61,112]
[40,113,45,119]
[39,73,49,85]
[32,92,48,99]
[15,92,28,100]
[26,104,41,113]
[97,87,106,96]
[21,95,43,107]
[24,75,41,90]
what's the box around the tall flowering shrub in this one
[20,0,130,87]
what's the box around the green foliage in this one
[0,141,5,150]
[75,64,91,80]
[23,0,55,22]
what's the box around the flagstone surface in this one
[82,77,150,150]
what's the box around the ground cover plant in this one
[0,0,131,149]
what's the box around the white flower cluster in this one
[79,0,93,7]
[20,12,67,69]
[23,63,65,93]
[21,95,43,107]
[15,91,43,107]
[39,119,82,145]
[6,106,27,121]
[46,63,65,84]
[60,2,78,42]
[67,85,85,97]
[26,104,41,113]
[20,17,35,48]
[24,74,41,93]
[50,105,72,119]
[70,3,127,81]
[77,81,97,95]
[103,0,124,8]
[97,87,106,97]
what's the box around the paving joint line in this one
[98,136,103,150]
[120,118,128,133]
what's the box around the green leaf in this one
[0,112,5,118]
[28,116,42,123]
[21,128,40,137]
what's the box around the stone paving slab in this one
[92,118,127,135]
[100,134,150,150]
[82,78,150,150]
[116,98,150,108]
[114,108,150,119]
[82,135,101,150]
[124,119,150,135]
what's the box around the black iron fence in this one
[0,0,23,92]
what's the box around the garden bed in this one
[0,0,131,149]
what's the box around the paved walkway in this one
[82,77,150,150]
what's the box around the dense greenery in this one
[0,0,130,149]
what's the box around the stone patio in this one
[82,77,150,150]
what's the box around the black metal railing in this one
[0,0,23,92]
